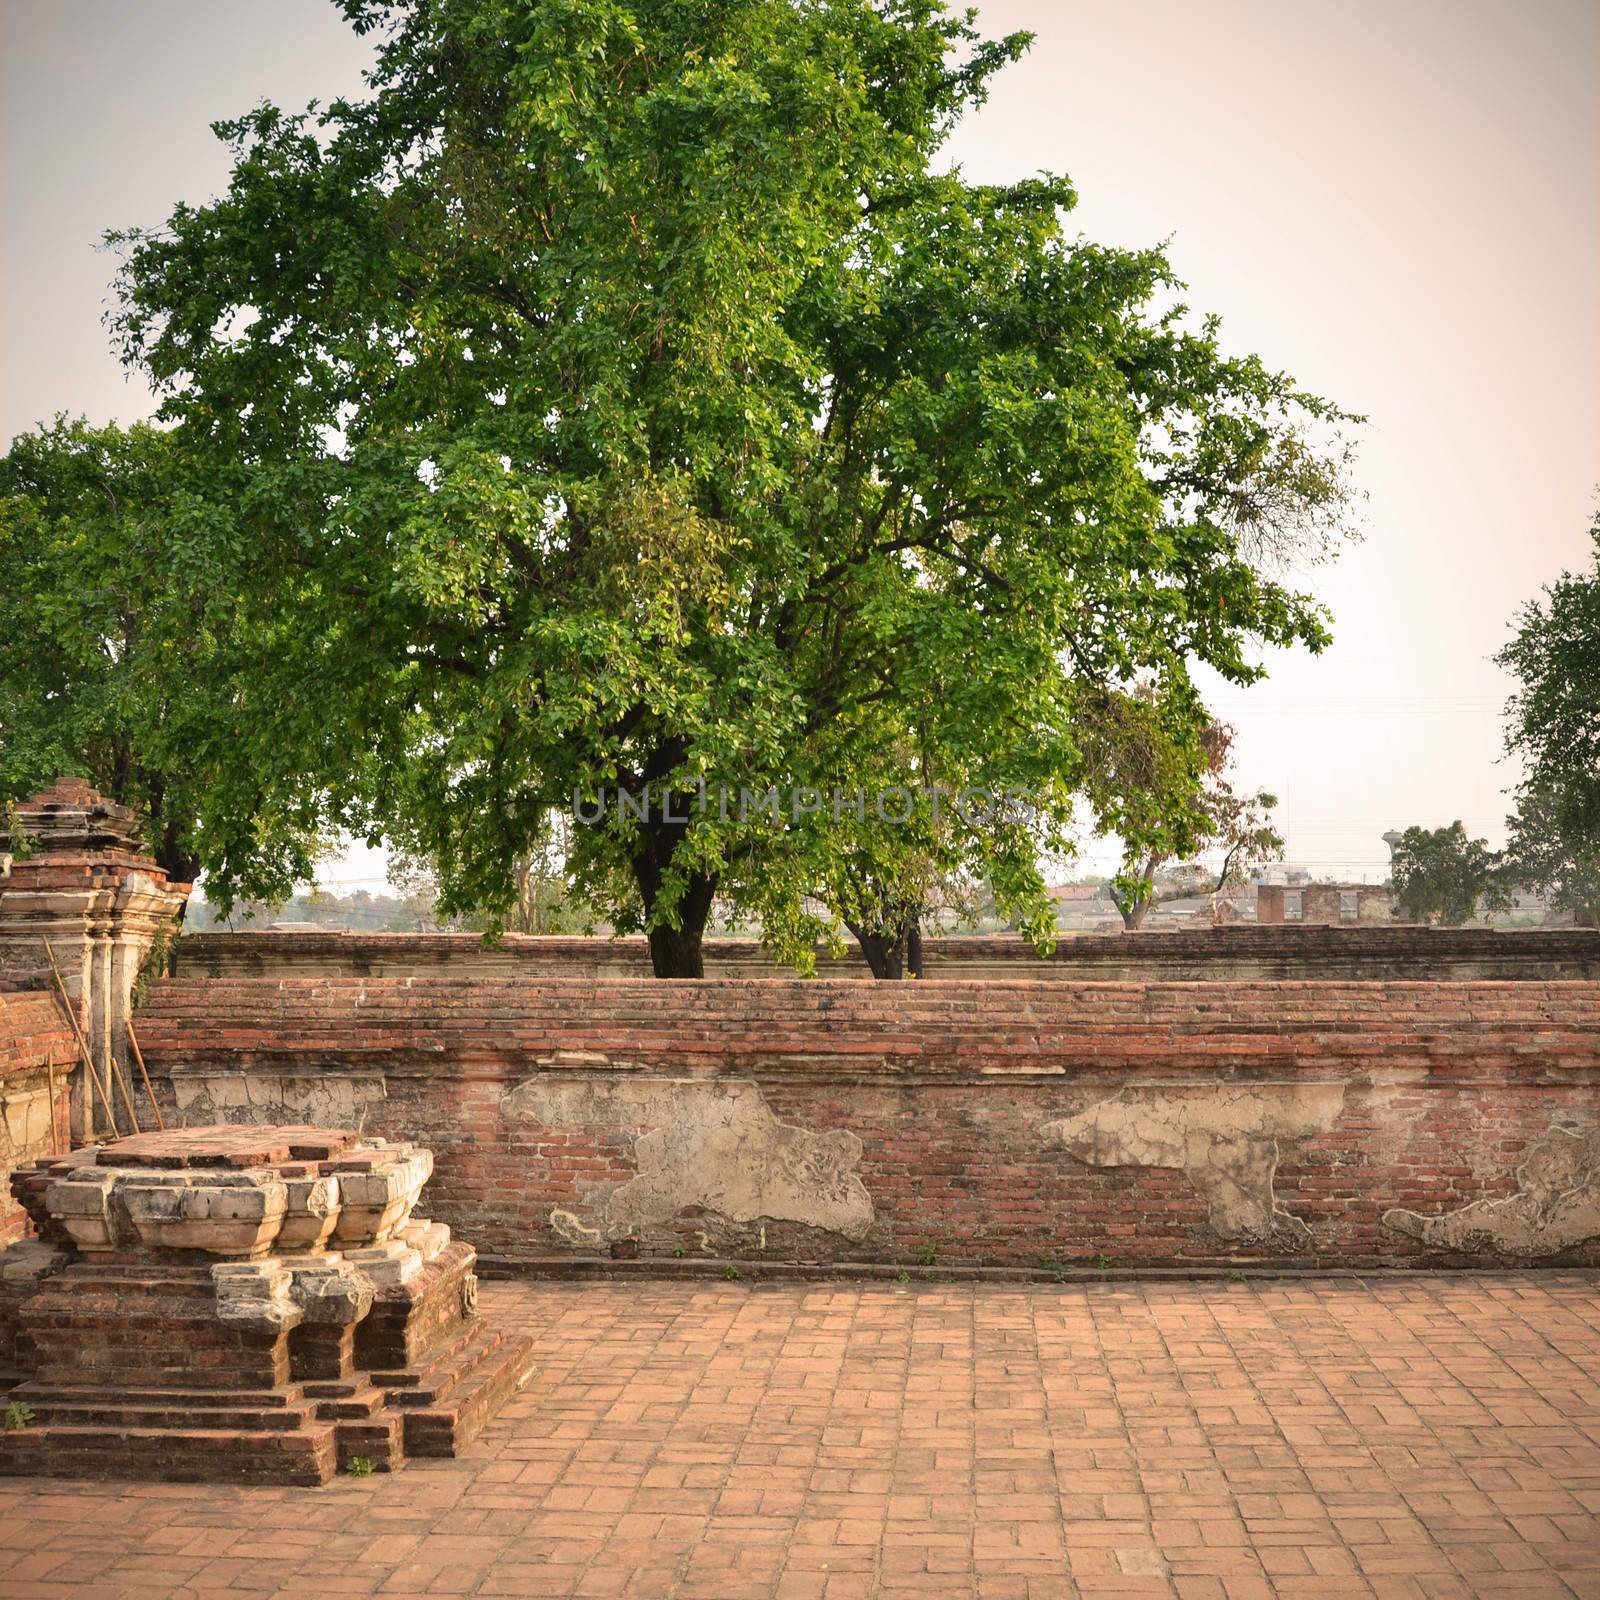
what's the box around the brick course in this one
[172,924,1600,981]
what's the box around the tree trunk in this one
[646,916,710,979]
[849,927,906,979]
[632,813,717,978]
[846,904,922,979]
[1112,856,1158,931]
[153,818,199,931]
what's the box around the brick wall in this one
[0,991,75,1244]
[134,975,1600,1271]
[172,924,1600,982]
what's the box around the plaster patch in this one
[1044,1083,1346,1246]
[549,1209,604,1247]
[1383,1126,1600,1257]
[172,1073,387,1131]
[1,1082,52,1154]
[502,1076,873,1242]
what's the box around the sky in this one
[3,0,1596,892]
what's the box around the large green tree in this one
[103,0,1357,974]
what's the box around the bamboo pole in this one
[46,1049,62,1154]
[125,1017,166,1132]
[43,940,117,1139]
[106,1035,142,1135]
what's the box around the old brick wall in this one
[0,992,74,1244]
[171,925,1600,982]
[133,975,1600,1271]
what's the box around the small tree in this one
[386,850,446,932]
[1390,822,1502,926]
[776,698,1065,977]
[389,810,594,936]
[1499,513,1600,837]
[1107,718,1282,931]
[498,811,596,935]
[1500,783,1600,927]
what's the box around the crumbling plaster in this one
[1384,1125,1600,1257]
[1045,1083,1347,1246]
[171,1072,388,1132]
[501,1072,874,1243]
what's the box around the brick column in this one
[0,778,190,1140]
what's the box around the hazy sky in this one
[3,0,1596,889]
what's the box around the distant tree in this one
[102,0,1358,975]
[1500,782,1600,927]
[1107,716,1282,931]
[1390,822,1503,925]
[775,707,1063,978]
[1498,513,1600,839]
[385,851,446,931]
[390,809,594,936]
[491,811,597,936]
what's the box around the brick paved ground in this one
[2,1274,1598,1599]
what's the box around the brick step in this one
[15,1376,390,1433]
[26,1349,293,1392]
[8,1395,317,1433]
[19,1381,301,1410]
[382,1324,502,1414]
[0,1420,338,1486]
[364,1312,480,1401]
[400,1329,537,1458]
[312,1386,388,1422]
[335,1413,404,1473]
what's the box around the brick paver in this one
[2,1274,1598,1598]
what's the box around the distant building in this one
[1257,883,1393,926]
[1047,883,1117,932]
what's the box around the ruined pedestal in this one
[0,1125,534,1485]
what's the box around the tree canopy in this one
[86,0,1358,973]
[0,420,186,862]
[0,417,332,892]
[1499,514,1600,833]
[1496,514,1600,928]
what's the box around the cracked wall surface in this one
[171,1072,388,1131]
[1384,1126,1600,1257]
[501,1075,874,1243]
[1044,1083,1346,1246]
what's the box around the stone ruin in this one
[0,1123,534,1485]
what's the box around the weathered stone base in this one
[0,1242,534,1485]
